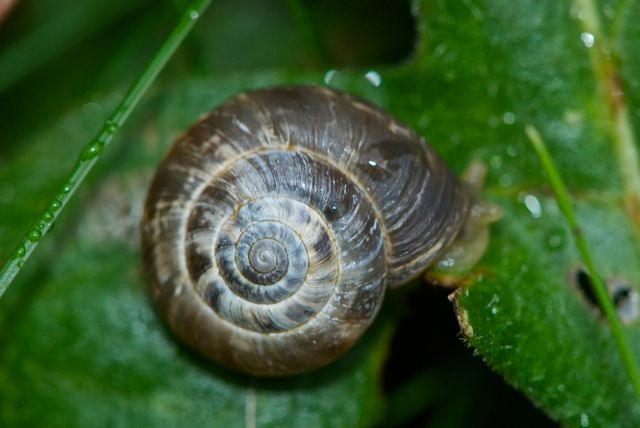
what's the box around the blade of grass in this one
[0,0,213,298]
[525,124,640,398]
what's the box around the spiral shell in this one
[141,86,470,375]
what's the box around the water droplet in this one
[43,211,54,222]
[364,70,382,87]
[563,110,583,126]
[581,32,595,48]
[491,307,498,315]
[523,194,543,218]
[189,10,200,20]
[489,155,503,169]
[80,141,104,160]
[14,246,26,258]
[544,227,566,250]
[50,201,61,211]
[105,120,117,133]
[324,69,338,85]
[499,174,513,187]
[17,261,25,269]
[368,160,377,167]
[324,201,346,222]
[27,229,41,242]
[63,184,72,193]
[434,43,447,57]
[502,111,516,125]
[37,222,46,230]
[580,412,590,427]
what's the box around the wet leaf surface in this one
[1,0,639,426]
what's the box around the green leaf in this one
[0,76,393,428]
[423,0,640,426]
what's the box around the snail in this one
[141,85,498,376]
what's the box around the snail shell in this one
[141,86,471,376]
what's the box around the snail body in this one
[141,86,485,376]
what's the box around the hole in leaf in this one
[573,266,599,309]
[569,266,639,324]
[608,278,640,324]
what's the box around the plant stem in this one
[0,0,213,298]
[526,125,640,398]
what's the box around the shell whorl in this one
[141,86,469,375]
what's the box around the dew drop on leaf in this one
[580,412,590,427]
[502,112,516,125]
[523,194,543,218]
[105,120,117,133]
[80,141,104,161]
[544,227,566,250]
[580,32,595,48]
[27,230,41,242]
[14,246,26,259]
[364,70,382,87]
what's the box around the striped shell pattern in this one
[141,86,470,375]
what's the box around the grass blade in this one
[526,124,640,398]
[0,0,213,298]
